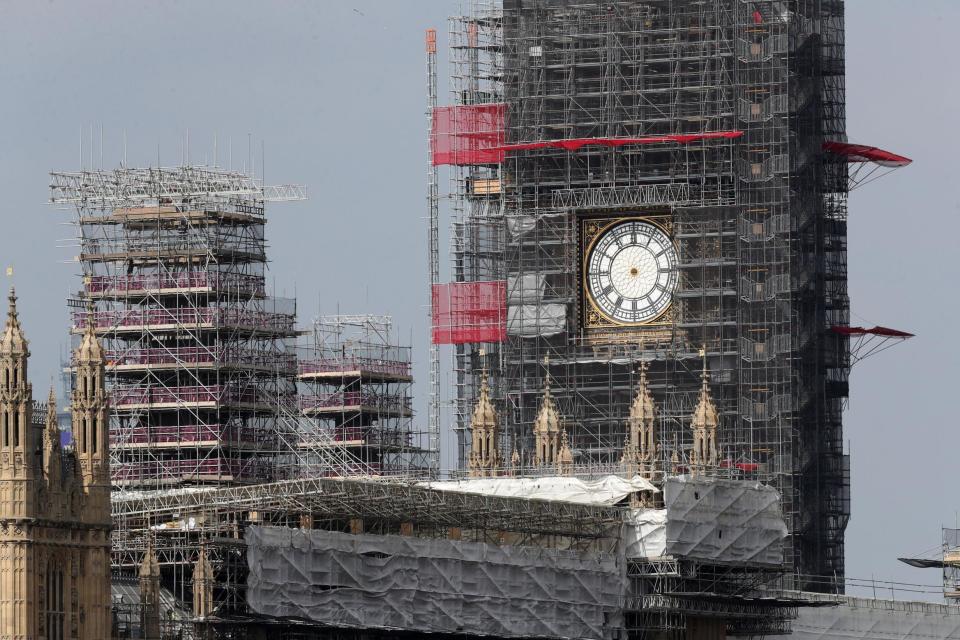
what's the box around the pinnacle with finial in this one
[542,354,552,397]
[700,344,709,388]
[1,285,28,355]
[46,386,58,430]
[7,287,17,324]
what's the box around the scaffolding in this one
[106,474,624,639]
[107,472,802,639]
[436,0,855,595]
[296,315,430,477]
[53,166,369,489]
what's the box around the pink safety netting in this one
[432,281,507,345]
[431,104,506,166]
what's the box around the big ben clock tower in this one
[450,0,852,591]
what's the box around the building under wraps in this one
[33,2,931,639]
[427,0,911,593]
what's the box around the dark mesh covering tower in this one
[446,0,850,591]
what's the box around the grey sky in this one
[0,1,955,599]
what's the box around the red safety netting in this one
[830,325,914,338]
[431,104,506,166]
[830,325,914,366]
[432,281,506,345]
[496,130,743,152]
[823,141,912,190]
[822,142,912,167]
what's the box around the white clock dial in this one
[586,220,678,324]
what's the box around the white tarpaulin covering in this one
[246,525,626,640]
[507,273,546,304]
[506,303,566,337]
[624,508,668,559]
[422,474,658,506]
[663,475,787,566]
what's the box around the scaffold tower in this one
[53,166,305,488]
[297,315,430,477]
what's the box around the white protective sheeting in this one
[246,525,626,640]
[506,303,567,337]
[663,475,787,566]
[623,508,668,559]
[505,214,537,238]
[422,474,657,506]
[790,594,960,640]
[507,273,546,304]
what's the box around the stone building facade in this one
[0,289,111,640]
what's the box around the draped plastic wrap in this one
[422,474,658,505]
[506,273,545,304]
[506,304,566,337]
[432,281,507,345]
[431,104,506,166]
[246,525,626,640]
[623,509,668,559]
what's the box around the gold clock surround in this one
[580,214,677,332]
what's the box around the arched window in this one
[43,560,65,640]
[91,415,98,454]
[12,409,19,447]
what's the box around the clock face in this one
[585,220,678,325]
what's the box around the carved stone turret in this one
[557,428,574,476]
[140,539,162,640]
[72,309,110,523]
[0,287,36,520]
[467,362,501,477]
[532,365,562,468]
[43,387,62,491]
[622,363,658,479]
[0,288,112,639]
[689,352,719,476]
[193,545,215,619]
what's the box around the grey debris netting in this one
[246,525,626,640]
[506,303,566,337]
[663,476,787,566]
[791,595,960,640]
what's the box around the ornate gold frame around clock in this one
[580,214,678,333]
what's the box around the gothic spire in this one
[690,348,719,473]
[467,357,501,477]
[691,351,719,432]
[471,365,498,429]
[1,286,28,356]
[558,428,574,475]
[533,365,560,435]
[76,302,103,364]
[45,386,59,443]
